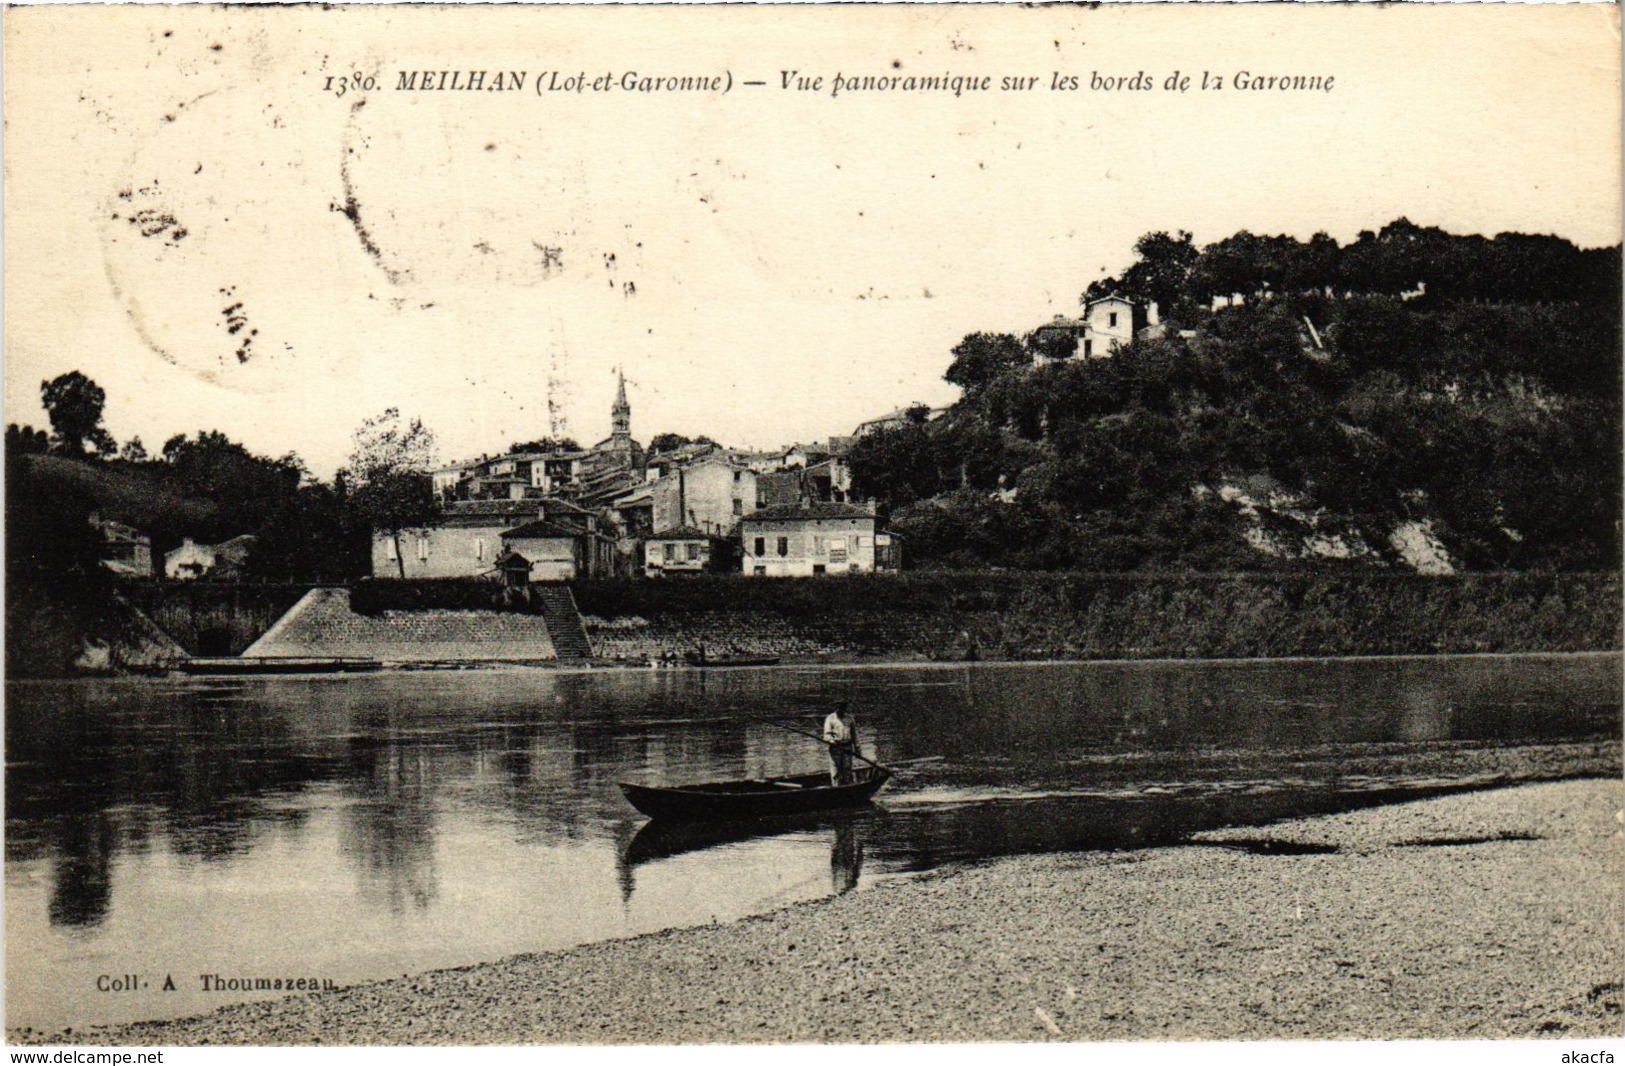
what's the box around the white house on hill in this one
[1034,295,1158,360]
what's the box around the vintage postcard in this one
[3,1,1621,1052]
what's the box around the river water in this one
[5,653,1619,1033]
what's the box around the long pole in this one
[743,712,891,773]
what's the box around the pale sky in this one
[5,4,1621,477]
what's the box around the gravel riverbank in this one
[19,778,1622,1045]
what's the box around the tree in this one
[647,433,715,455]
[41,372,116,458]
[847,422,947,508]
[157,430,303,541]
[346,409,439,579]
[1282,231,1342,296]
[1121,230,1200,321]
[119,437,149,463]
[508,437,580,454]
[944,333,1029,397]
[6,423,50,459]
[244,482,368,582]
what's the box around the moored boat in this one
[682,652,781,668]
[179,656,383,676]
[619,766,891,821]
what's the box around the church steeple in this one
[612,369,631,442]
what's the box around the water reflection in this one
[341,729,439,913]
[831,820,862,895]
[47,814,114,929]
[616,812,869,902]
[4,654,1619,1033]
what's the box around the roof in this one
[492,549,531,568]
[500,520,583,540]
[855,406,944,433]
[646,525,718,541]
[440,500,544,528]
[1085,294,1137,308]
[97,520,150,545]
[647,452,745,477]
[743,503,876,523]
[803,457,845,476]
[447,499,543,516]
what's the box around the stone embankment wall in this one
[574,572,1623,663]
[220,572,1619,667]
[243,588,557,662]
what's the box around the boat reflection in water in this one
[615,774,1523,908]
[617,809,869,903]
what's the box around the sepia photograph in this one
[3,1,1621,1050]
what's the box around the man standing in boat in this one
[822,702,859,785]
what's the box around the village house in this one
[432,464,472,500]
[372,498,617,580]
[802,456,855,504]
[374,500,541,579]
[1034,295,1158,360]
[644,440,722,481]
[646,456,758,536]
[608,483,654,536]
[739,502,887,577]
[501,517,615,582]
[643,526,726,576]
[165,534,256,581]
[728,449,788,474]
[754,457,856,510]
[91,514,153,578]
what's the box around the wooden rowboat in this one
[179,656,382,676]
[681,652,781,667]
[619,766,891,821]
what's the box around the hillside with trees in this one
[850,221,1622,572]
[5,377,397,673]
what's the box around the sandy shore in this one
[19,778,1622,1045]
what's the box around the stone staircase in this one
[535,584,592,661]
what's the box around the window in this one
[753,566,766,576]
[734,470,742,482]
[686,543,700,561]
[777,536,789,557]
[416,536,429,561]
[812,535,824,555]
[754,536,765,556]
[475,538,485,561]
[664,543,676,563]
[1108,311,1119,327]
[812,564,826,576]
[385,538,398,561]
[1084,339,1093,358]
[733,499,743,516]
